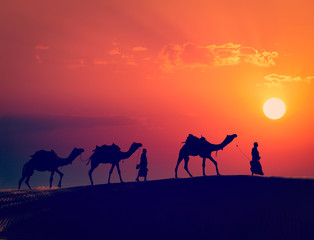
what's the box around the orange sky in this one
[1,0,313,188]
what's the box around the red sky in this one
[1,0,314,189]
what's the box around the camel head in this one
[73,147,84,155]
[69,147,85,163]
[132,142,143,149]
[225,134,237,144]
[227,134,237,141]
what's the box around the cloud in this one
[305,76,314,83]
[0,115,140,135]
[121,54,137,66]
[35,45,49,50]
[263,74,313,87]
[35,54,43,63]
[112,41,119,46]
[133,46,147,51]
[158,42,278,72]
[34,45,49,64]
[68,59,85,69]
[93,60,109,65]
[108,48,121,55]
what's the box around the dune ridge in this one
[1,175,314,240]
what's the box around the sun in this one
[263,98,286,120]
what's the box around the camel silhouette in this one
[18,147,84,189]
[87,142,142,185]
[175,134,237,178]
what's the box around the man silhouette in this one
[250,142,264,175]
[136,149,148,182]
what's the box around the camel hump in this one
[93,144,109,152]
[185,134,208,145]
[93,143,121,153]
[31,150,57,160]
[186,134,198,142]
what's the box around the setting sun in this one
[263,98,286,120]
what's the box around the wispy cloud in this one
[108,48,121,55]
[112,41,119,46]
[68,59,86,69]
[67,42,278,71]
[121,55,137,66]
[93,60,109,65]
[263,74,313,87]
[133,46,147,51]
[106,43,140,66]
[35,45,49,50]
[35,54,43,63]
[158,42,278,72]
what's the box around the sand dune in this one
[0,176,314,240]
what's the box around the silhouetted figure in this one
[86,142,143,185]
[175,134,237,178]
[136,148,148,182]
[250,142,264,175]
[18,148,84,189]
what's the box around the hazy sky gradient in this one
[1,0,313,189]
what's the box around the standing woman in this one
[136,149,148,182]
[250,142,264,175]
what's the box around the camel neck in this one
[59,150,78,166]
[210,136,234,151]
[120,144,138,160]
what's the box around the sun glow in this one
[263,98,286,120]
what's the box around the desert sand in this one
[1,175,314,240]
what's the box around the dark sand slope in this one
[1,176,314,240]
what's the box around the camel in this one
[18,147,84,189]
[87,142,142,185]
[175,134,237,178]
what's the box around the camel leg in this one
[202,158,206,176]
[175,156,185,178]
[108,163,116,184]
[209,156,221,176]
[18,176,26,189]
[88,162,99,185]
[116,163,124,183]
[19,163,33,189]
[49,171,55,188]
[25,176,32,190]
[56,169,64,188]
[184,158,193,177]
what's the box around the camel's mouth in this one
[78,148,85,154]
[134,142,143,148]
[227,134,237,139]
